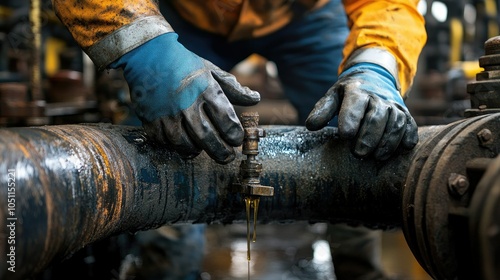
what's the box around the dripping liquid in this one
[244,196,260,280]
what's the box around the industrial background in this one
[0,0,499,280]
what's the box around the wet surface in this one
[201,223,335,280]
[201,223,432,280]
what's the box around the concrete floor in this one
[200,223,432,280]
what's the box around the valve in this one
[234,112,274,197]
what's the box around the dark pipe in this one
[0,113,497,279]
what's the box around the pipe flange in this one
[469,155,500,280]
[402,113,500,279]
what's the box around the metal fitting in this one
[234,112,274,197]
[477,128,493,146]
[448,173,470,197]
[465,36,500,117]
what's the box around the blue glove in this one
[110,33,260,164]
[306,63,418,160]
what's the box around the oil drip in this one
[238,112,273,280]
[244,195,261,279]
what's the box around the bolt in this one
[477,128,493,145]
[484,36,500,55]
[448,173,469,197]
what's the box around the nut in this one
[448,173,469,197]
[477,128,493,145]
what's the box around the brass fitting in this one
[235,112,274,197]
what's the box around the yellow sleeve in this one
[341,0,427,96]
[51,0,172,70]
[52,0,162,49]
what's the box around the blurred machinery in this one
[408,0,500,125]
[0,0,127,127]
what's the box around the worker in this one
[51,0,426,279]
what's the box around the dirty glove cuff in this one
[90,16,174,71]
[339,62,405,107]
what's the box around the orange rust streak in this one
[83,129,123,233]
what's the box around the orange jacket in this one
[341,0,426,95]
[52,0,426,95]
[169,0,327,40]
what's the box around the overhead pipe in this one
[0,111,498,280]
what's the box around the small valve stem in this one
[236,112,274,197]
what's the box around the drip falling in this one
[236,112,274,279]
[245,195,260,279]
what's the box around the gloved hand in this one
[306,62,418,160]
[110,33,260,164]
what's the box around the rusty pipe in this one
[0,113,499,280]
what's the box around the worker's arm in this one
[340,0,427,95]
[52,0,260,164]
[306,0,427,160]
